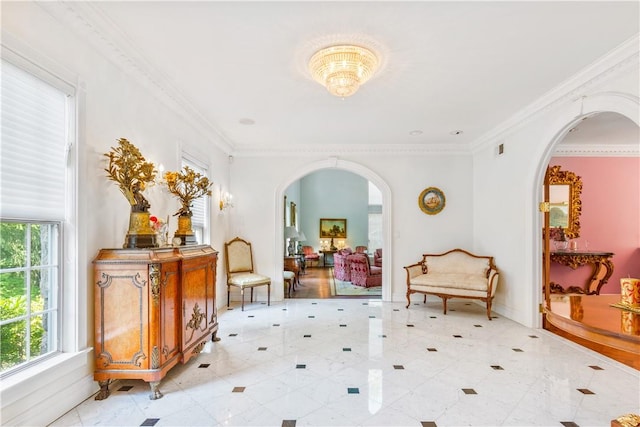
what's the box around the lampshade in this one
[308,44,379,97]
[284,226,299,239]
[297,231,307,242]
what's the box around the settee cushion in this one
[410,272,488,291]
[425,252,489,277]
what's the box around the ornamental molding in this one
[471,36,640,154]
[37,2,234,155]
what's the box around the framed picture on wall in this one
[290,202,297,227]
[319,218,347,238]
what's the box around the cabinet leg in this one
[149,381,163,400]
[212,330,221,342]
[95,380,111,400]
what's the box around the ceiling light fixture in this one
[308,44,379,98]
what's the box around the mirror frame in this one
[548,165,583,239]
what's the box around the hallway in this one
[52,298,638,426]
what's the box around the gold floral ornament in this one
[164,166,213,217]
[104,138,156,212]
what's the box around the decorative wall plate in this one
[418,187,445,215]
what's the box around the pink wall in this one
[549,157,640,294]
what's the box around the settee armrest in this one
[488,269,499,296]
[404,262,424,282]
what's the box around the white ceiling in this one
[45,1,639,155]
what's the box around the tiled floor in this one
[52,298,639,426]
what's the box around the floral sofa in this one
[333,248,354,281]
[349,253,382,288]
[404,249,499,320]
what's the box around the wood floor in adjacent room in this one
[290,267,380,299]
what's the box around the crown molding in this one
[553,143,639,157]
[38,1,234,155]
[471,34,640,154]
[230,143,472,158]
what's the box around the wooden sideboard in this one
[93,245,219,400]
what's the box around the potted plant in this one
[164,166,213,245]
[104,138,157,248]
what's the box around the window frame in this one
[1,43,77,377]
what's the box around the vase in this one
[124,211,157,248]
[173,214,197,245]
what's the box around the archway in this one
[275,157,393,301]
[530,92,639,328]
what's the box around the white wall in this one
[472,41,639,327]
[229,153,474,303]
[1,3,230,426]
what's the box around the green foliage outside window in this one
[0,222,48,371]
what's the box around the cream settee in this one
[404,249,499,320]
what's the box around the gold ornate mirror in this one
[548,165,582,239]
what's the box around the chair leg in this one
[250,287,254,303]
[441,296,448,315]
[240,288,245,311]
[267,283,271,306]
[227,285,230,307]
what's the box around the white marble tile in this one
[50,298,639,427]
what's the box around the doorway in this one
[276,158,392,301]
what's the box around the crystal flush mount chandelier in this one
[308,44,379,97]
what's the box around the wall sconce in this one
[154,163,167,187]
[219,191,234,211]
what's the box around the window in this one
[1,59,73,375]
[181,156,210,244]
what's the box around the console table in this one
[550,250,614,295]
[93,245,218,400]
[320,249,337,267]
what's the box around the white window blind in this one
[1,60,69,221]
[181,157,209,233]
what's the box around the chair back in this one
[355,246,367,254]
[225,237,255,274]
[302,246,315,255]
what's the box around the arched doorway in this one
[275,158,392,301]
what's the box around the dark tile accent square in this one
[258,347,267,351]
[560,422,579,427]
[427,348,437,352]
[529,335,539,338]
[393,309,400,311]
[308,315,315,318]
[429,316,437,318]
[227,307,234,311]
[453,335,462,338]
[491,365,504,370]
[347,387,359,394]
[312,302,318,305]
[393,365,404,370]
[296,364,306,369]
[379,334,387,338]
[118,385,134,391]
[141,419,160,426]
[474,325,483,328]
[282,421,296,427]
[407,324,414,327]
[339,324,347,327]
[512,348,523,352]
[491,316,498,319]
[303,334,311,338]
[273,324,280,327]
[450,309,456,311]
[338,308,344,311]
[369,315,375,318]
[198,363,210,368]
[343,347,352,352]
[232,386,245,392]
[229,333,238,337]
[421,422,437,427]
[589,365,604,370]
[282,308,287,311]
[248,315,255,318]
[577,388,594,395]
[462,388,477,395]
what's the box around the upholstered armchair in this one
[355,246,367,254]
[301,245,320,267]
[374,248,382,267]
[348,253,382,288]
[333,248,353,281]
[224,237,271,311]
